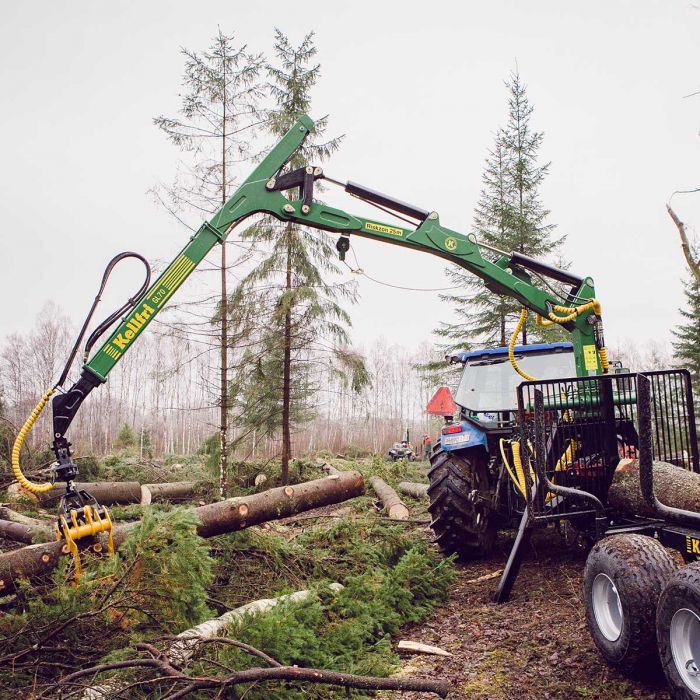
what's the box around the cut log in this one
[22,481,201,507]
[609,459,700,518]
[142,481,198,502]
[398,482,429,499]
[36,482,143,507]
[369,477,409,520]
[0,506,52,527]
[0,519,53,544]
[0,471,364,594]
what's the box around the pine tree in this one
[154,30,265,497]
[435,70,565,352]
[673,275,700,387]
[231,30,367,484]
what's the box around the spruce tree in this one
[231,30,367,484]
[673,275,700,387]
[154,30,265,496]
[435,70,565,352]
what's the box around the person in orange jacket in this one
[422,434,432,460]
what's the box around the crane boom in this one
[15,114,607,566]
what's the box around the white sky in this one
[1,0,699,360]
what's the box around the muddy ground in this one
[388,527,672,700]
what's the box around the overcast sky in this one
[1,1,698,361]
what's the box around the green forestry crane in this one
[14,115,700,700]
[12,115,608,565]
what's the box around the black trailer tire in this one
[583,534,678,674]
[656,563,700,699]
[427,446,496,559]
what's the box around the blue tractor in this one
[427,341,576,558]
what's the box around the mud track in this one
[389,528,672,699]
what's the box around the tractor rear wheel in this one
[427,446,496,559]
[583,534,678,673]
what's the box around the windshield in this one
[455,351,576,412]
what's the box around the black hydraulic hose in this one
[56,252,151,388]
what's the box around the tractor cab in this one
[451,342,576,421]
[437,343,576,452]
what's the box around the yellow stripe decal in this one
[160,256,189,289]
[159,258,186,288]
[154,260,195,307]
[167,260,195,289]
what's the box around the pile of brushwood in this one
[0,454,451,698]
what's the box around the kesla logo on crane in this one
[112,304,155,351]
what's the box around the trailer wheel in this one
[427,446,496,559]
[657,563,700,699]
[583,534,678,673]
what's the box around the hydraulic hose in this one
[536,300,610,374]
[12,388,55,493]
[500,438,527,498]
[508,309,537,381]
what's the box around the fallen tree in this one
[0,519,53,544]
[0,471,364,594]
[608,458,700,518]
[398,481,429,499]
[20,480,203,507]
[34,481,143,506]
[370,477,409,520]
[171,583,344,664]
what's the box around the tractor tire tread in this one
[656,561,700,699]
[584,534,678,674]
[427,445,496,559]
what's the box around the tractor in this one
[10,114,700,697]
[427,341,577,558]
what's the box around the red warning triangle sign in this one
[426,386,458,416]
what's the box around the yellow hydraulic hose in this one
[509,309,537,381]
[12,388,56,494]
[499,438,526,498]
[537,299,610,374]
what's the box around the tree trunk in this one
[398,482,429,499]
[0,471,364,594]
[0,507,50,527]
[281,223,293,485]
[369,477,409,520]
[0,519,53,544]
[219,83,229,499]
[608,458,700,518]
[171,583,344,664]
[141,481,201,503]
[35,482,143,506]
[667,204,700,284]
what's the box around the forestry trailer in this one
[11,115,700,698]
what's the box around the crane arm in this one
[50,113,604,483]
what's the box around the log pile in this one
[0,471,365,594]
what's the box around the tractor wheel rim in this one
[592,573,623,642]
[670,608,700,691]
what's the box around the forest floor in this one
[385,526,672,700]
[0,452,677,698]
